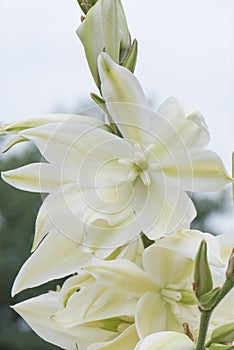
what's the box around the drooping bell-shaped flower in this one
[12,290,139,350]
[11,226,143,296]
[83,244,198,336]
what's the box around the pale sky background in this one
[0,1,233,232]
[0,0,234,172]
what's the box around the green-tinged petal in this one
[136,292,166,338]
[122,39,138,73]
[11,229,92,296]
[53,285,136,327]
[2,114,102,134]
[85,259,156,298]
[2,163,65,193]
[108,239,143,267]
[60,273,94,306]
[142,244,193,287]
[88,324,139,350]
[12,292,116,350]
[2,135,28,152]
[157,97,210,149]
[77,0,130,86]
[164,149,232,192]
[135,331,195,350]
[156,229,229,267]
[98,52,151,142]
[80,284,135,321]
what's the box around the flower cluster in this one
[1,1,234,349]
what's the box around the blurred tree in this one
[0,141,59,350]
[191,189,234,235]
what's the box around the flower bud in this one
[77,0,131,88]
[226,248,234,279]
[198,287,220,310]
[122,39,138,73]
[193,240,213,304]
[209,344,234,350]
[209,322,234,345]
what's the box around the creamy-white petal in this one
[98,52,150,142]
[11,229,92,296]
[85,259,156,297]
[135,331,195,350]
[2,163,64,193]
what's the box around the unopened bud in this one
[226,248,234,278]
[209,344,234,350]
[193,240,213,302]
[122,39,138,73]
[77,0,131,88]
[210,322,234,345]
[198,287,220,310]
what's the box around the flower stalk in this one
[196,248,234,350]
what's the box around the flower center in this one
[119,143,157,186]
[161,288,182,302]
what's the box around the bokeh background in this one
[0,0,234,349]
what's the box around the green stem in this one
[196,276,234,350]
[211,277,234,310]
[195,310,212,350]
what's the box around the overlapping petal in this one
[12,292,117,350]
[85,259,156,297]
[98,52,150,142]
[12,228,143,296]
[133,173,196,237]
[155,229,234,267]
[142,244,193,287]
[53,282,135,326]
[1,114,101,135]
[135,292,166,338]
[11,229,92,296]
[88,324,139,350]
[156,97,210,150]
[135,332,195,350]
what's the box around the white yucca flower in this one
[2,53,232,257]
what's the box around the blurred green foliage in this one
[0,142,59,350]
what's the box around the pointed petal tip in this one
[11,282,22,298]
[98,52,113,72]
[1,170,12,186]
